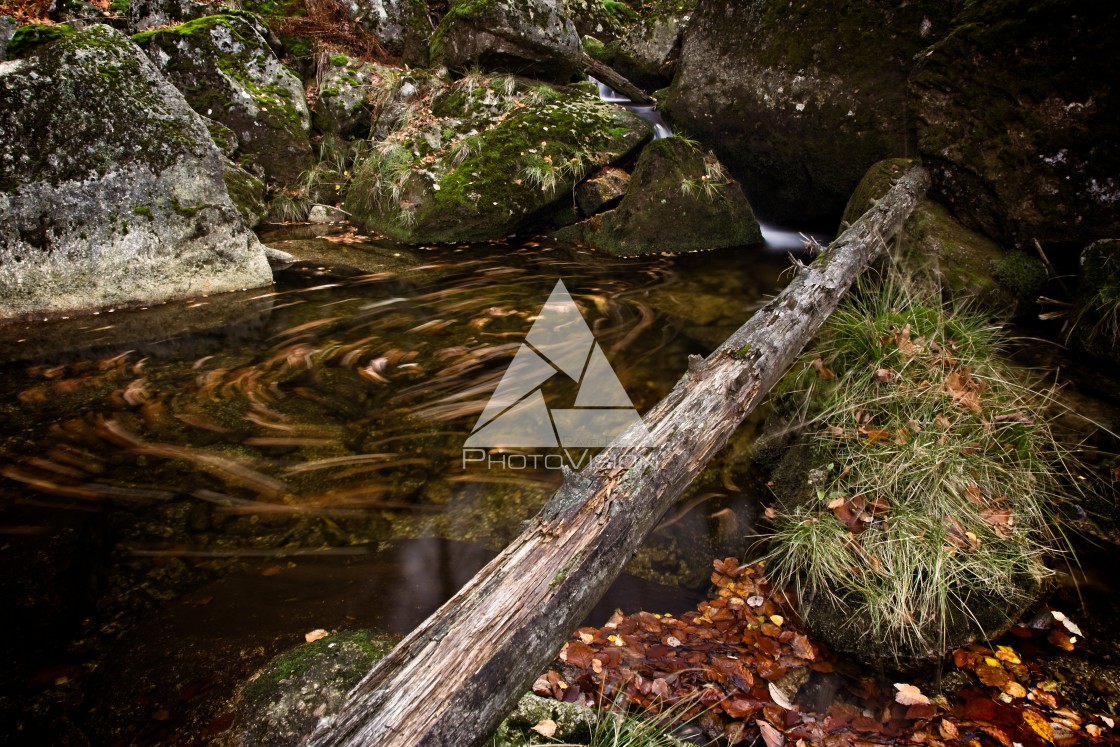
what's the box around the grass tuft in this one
[763,269,1082,661]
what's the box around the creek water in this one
[0,230,805,741]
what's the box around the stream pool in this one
[0,229,807,742]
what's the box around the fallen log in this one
[308,167,931,747]
[580,52,655,105]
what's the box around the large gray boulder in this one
[665,0,954,227]
[338,0,432,66]
[910,0,1120,250]
[556,136,762,255]
[134,14,312,185]
[129,0,229,33]
[0,25,272,321]
[431,0,582,84]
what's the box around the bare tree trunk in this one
[580,53,655,105]
[308,167,932,747]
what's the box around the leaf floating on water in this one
[305,629,329,643]
[893,682,930,706]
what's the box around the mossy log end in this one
[307,167,932,747]
[580,52,655,105]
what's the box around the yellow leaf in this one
[1023,709,1054,743]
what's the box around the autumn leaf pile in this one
[540,560,1115,746]
[762,281,1077,660]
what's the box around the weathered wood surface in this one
[308,167,932,747]
[580,53,655,105]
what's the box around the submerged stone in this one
[0,25,272,320]
[134,13,312,185]
[556,136,761,256]
[431,0,582,84]
[346,76,650,243]
[229,629,399,747]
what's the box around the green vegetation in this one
[6,23,75,59]
[764,270,1079,662]
[330,52,348,66]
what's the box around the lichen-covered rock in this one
[134,13,312,185]
[1,16,18,61]
[229,629,399,747]
[0,25,272,320]
[1068,239,1120,366]
[225,161,268,227]
[911,0,1120,249]
[129,0,228,33]
[575,166,628,216]
[561,0,633,42]
[612,0,694,90]
[369,67,443,140]
[313,54,390,140]
[555,136,761,255]
[431,0,582,84]
[346,74,651,243]
[665,0,954,227]
[338,0,432,66]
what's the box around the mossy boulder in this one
[129,0,230,33]
[910,0,1120,249]
[555,136,761,255]
[229,629,399,747]
[611,0,695,90]
[313,56,390,140]
[5,23,76,60]
[369,67,443,140]
[665,0,954,228]
[842,159,1017,313]
[561,0,633,42]
[1068,239,1120,366]
[0,25,272,321]
[346,75,651,243]
[431,0,582,84]
[224,161,268,227]
[337,0,432,66]
[134,13,312,185]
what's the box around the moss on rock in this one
[1067,239,1120,366]
[230,629,400,747]
[133,13,312,185]
[0,24,272,320]
[5,23,76,60]
[431,0,581,83]
[555,136,761,255]
[346,75,651,243]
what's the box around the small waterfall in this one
[589,76,671,139]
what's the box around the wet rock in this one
[307,204,346,223]
[134,13,312,185]
[843,159,1017,313]
[337,0,432,66]
[574,166,628,216]
[911,0,1120,249]
[555,136,761,255]
[431,0,582,84]
[346,75,650,243]
[229,629,399,747]
[665,0,954,228]
[1067,239,1120,366]
[312,55,389,140]
[0,25,272,320]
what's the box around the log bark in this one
[308,167,931,747]
[580,52,655,105]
